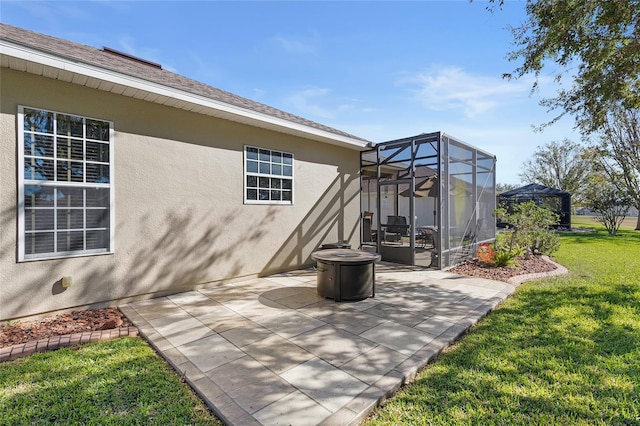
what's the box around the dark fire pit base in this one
[311,249,381,302]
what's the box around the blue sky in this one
[1,0,581,184]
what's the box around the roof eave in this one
[0,40,371,151]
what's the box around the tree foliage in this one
[496,182,520,194]
[493,0,640,134]
[591,106,640,230]
[519,139,591,204]
[584,173,632,236]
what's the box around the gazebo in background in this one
[498,183,572,229]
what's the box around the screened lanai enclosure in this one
[360,132,496,269]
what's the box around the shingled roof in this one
[0,23,371,149]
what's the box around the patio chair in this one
[417,227,435,248]
[384,216,409,242]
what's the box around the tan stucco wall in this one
[0,68,362,320]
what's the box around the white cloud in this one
[271,34,318,55]
[252,88,268,100]
[398,66,534,118]
[9,1,91,24]
[285,87,358,119]
[185,51,223,83]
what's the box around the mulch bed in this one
[449,255,557,283]
[1,307,132,349]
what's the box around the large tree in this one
[592,106,640,230]
[519,139,591,204]
[494,0,640,134]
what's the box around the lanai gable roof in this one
[0,23,371,150]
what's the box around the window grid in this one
[19,106,113,261]
[244,146,293,204]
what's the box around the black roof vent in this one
[102,47,162,69]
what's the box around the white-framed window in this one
[244,146,293,204]
[17,106,114,261]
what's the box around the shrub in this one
[494,201,561,256]
[530,229,561,254]
[476,240,524,268]
[493,247,521,268]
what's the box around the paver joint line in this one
[116,266,517,426]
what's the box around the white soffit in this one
[0,41,370,151]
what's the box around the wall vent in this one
[102,46,162,69]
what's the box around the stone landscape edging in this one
[507,255,569,286]
[0,326,138,362]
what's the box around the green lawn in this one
[573,214,638,231]
[366,223,640,425]
[0,337,221,425]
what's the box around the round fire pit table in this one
[311,249,381,302]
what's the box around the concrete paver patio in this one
[119,263,516,426]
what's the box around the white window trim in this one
[243,145,294,205]
[17,105,115,262]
